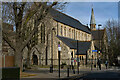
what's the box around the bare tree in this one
[2,2,67,70]
[105,19,120,65]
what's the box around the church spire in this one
[90,7,96,30]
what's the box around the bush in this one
[1,67,20,80]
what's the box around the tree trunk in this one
[14,50,23,71]
[26,47,32,68]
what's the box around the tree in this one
[2,2,67,70]
[105,19,120,65]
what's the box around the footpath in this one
[20,65,120,80]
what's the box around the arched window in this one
[41,24,45,43]
[82,33,83,40]
[72,29,74,39]
[76,31,77,40]
[64,27,66,37]
[88,35,89,41]
[82,56,84,60]
[79,32,80,40]
[61,26,63,36]
[86,34,88,41]
[80,56,81,60]
[85,34,87,41]
[69,28,71,38]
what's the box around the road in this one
[20,67,120,80]
[78,69,120,80]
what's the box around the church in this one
[24,7,108,66]
[23,7,96,66]
[2,7,107,67]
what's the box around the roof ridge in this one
[50,8,82,25]
[50,8,91,34]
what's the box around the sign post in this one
[58,42,61,78]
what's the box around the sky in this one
[62,2,118,29]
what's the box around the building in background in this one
[90,8,108,61]
[1,23,15,67]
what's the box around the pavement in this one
[20,65,120,80]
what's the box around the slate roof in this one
[57,35,91,55]
[75,41,91,55]
[57,35,76,49]
[49,9,91,34]
[91,29,105,40]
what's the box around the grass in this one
[20,72,36,78]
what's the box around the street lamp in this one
[58,41,61,78]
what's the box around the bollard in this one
[77,62,80,74]
[91,64,92,70]
[72,66,75,74]
[50,64,53,73]
[67,67,69,77]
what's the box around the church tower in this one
[90,8,96,30]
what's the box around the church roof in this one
[91,29,105,40]
[57,35,91,55]
[57,35,75,49]
[90,8,96,25]
[49,9,91,34]
[74,41,91,55]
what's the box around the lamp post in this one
[58,42,61,78]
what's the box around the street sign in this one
[58,42,61,51]
[58,47,61,51]
[92,50,97,52]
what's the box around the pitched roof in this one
[49,9,91,34]
[57,35,75,49]
[57,35,91,55]
[91,29,105,40]
[75,41,91,55]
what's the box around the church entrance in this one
[32,53,38,65]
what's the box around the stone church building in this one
[2,7,107,67]
[22,8,96,66]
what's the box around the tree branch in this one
[2,31,15,51]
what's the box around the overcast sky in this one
[63,2,118,29]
